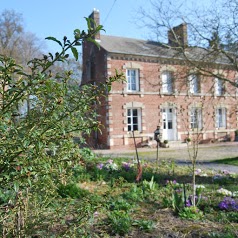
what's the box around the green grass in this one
[212,157,238,166]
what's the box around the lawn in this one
[213,157,238,166]
[1,149,238,237]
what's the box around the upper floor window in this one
[215,78,225,96]
[189,74,200,94]
[190,108,202,129]
[216,108,226,128]
[127,69,139,92]
[127,108,141,132]
[162,71,173,94]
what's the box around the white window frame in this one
[215,78,224,96]
[127,108,142,132]
[216,108,226,128]
[126,69,139,92]
[189,74,200,94]
[162,71,173,94]
[190,108,202,129]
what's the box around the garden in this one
[1,147,237,237]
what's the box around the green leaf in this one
[28,178,32,187]
[45,37,62,47]
[13,182,19,192]
[71,47,78,61]
[86,37,100,48]
[85,17,92,30]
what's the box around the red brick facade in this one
[82,10,238,150]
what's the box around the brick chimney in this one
[88,9,100,41]
[168,23,188,47]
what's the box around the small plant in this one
[179,206,204,220]
[185,137,191,143]
[107,197,132,212]
[163,140,168,144]
[104,159,118,171]
[218,197,238,211]
[142,176,157,191]
[133,219,156,232]
[107,210,132,236]
[57,183,90,198]
[122,185,143,202]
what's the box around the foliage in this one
[0,16,123,236]
[133,219,156,232]
[107,210,132,235]
[179,206,204,220]
[57,183,90,198]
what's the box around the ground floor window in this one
[190,108,202,129]
[127,108,141,132]
[216,108,226,128]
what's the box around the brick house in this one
[82,10,238,149]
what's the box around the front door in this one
[162,108,176,140]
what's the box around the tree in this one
[0,9,44,65]
[0,17,122,236]
[137,0,238,208]
[137,0,238,86]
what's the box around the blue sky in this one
[1,0,149,53]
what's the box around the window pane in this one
[133,125,138,131]
[133,117,138,124]
[133,109,138,116]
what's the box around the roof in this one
[99,35,232,65]
[99,35,177,59]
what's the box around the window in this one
[215,78,225,96]
[216,108,226,128]
[190,108,202,129]
[162,71,173,94]
[127,69,139,91]
[189,74,200,94]
[19,95,38,117]
[127,108,141,131]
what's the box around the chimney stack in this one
[168,23,188,48]
[88,9,100,41]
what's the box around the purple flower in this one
[97,163,104,170]
[218,197,238,211]
[121,162,131,171]
[186,199,192,207]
